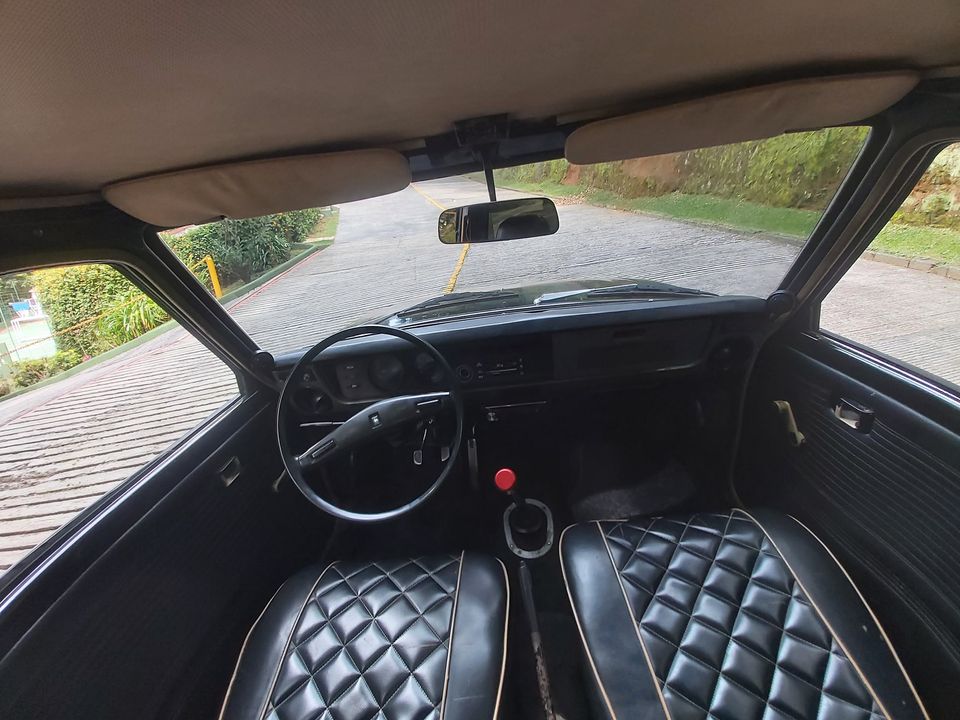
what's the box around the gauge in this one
[370,354,405,392]
[414,352,445,385]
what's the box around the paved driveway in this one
[1,176,957,570]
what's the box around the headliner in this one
[2,0,959,201]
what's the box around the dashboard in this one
[276,296,768,418]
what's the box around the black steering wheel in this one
[277,325,465,522]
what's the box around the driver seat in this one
[219,553,508,720]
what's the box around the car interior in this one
[1,2,959,719]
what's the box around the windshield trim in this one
[385,293,730,329]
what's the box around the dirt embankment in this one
[563,154,685,191]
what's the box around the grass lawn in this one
[589,191,820,238]
[870,224,960,265]
[308,207,339,240]
[496,178,960,265]
[493,178,819,237]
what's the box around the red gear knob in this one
[494,468,517,492]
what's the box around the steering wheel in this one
[277,325,465,522]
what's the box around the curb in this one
[495,178,960,282]
[862,250,960,280]
[0,240,334,404]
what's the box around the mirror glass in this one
[438,197,559,244]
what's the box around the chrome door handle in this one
[834,397,874,432]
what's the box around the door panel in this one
[0,396,330,720]
[737,333,960,719]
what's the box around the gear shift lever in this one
[494,468,523,504]
[494,468,550,553]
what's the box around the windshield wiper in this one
[534,282,713,306]
[395,290,521,318]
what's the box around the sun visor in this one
[565,72,918,165]
[103,148,411,227]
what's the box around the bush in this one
[272,208,323,243]
[32,265,130,356]
[167,208,322,285]
[97,287,170,345]
[10,350,82,389]
[23,208,323,376]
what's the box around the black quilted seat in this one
[561,509,928,720]
[220,553,508,720]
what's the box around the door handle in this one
[773,400,806,447]
[833,398,874,432]
[218,456,242,487]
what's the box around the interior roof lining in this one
[0,73,956,215]
[2,0,959,199]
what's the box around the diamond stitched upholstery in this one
[264,554,460,720]
[598,511,885,720]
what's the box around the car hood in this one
[380,278,698,327]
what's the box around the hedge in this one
[25,208,323,372]
[167,208,322,285]
[32,265,132,357]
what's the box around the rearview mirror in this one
[438,197,559,244]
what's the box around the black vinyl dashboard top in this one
[273,296,768,406]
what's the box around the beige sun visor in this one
[565,73,919,165]
[102,148,411,227]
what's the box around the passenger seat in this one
[560,509,928,719]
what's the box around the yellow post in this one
[203,255,223,298]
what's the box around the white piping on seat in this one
[492,557,510,720]
[735,508,903,720]
[596,521,674,720]
[438,551,466,720]
[557,524,619,720]
[256,563,334,720]
[784,512,931,720]
[438,553,510,720]
[217,583,286,720]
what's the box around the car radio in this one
[457,355,525,383]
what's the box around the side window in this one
[0,264,239,574]
[820,142,960,387]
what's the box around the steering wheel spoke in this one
[297,391,451,471]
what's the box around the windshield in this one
[161,126,868,351]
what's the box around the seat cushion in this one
[561,509,928,720]
[220,553,508,720]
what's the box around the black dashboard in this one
[275,296,769,418]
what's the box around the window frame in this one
[768,87,960,400]
[806,131,960,399]
[0,204,267,391]
[0,203,273,602]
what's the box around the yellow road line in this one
[443,244,471,294]
[410,182,446,210]
[411,183,471,294]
